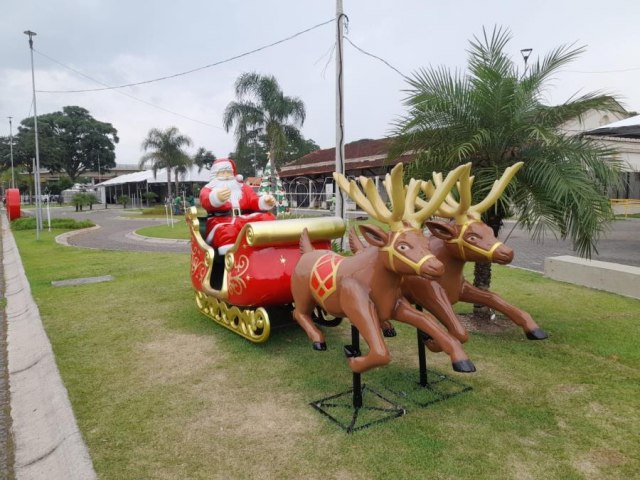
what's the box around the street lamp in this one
[520,48,533,75]
[24,29,43,238]
[8,116,15,188]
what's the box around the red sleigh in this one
[187,207,346,343]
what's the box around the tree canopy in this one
[391,26,624,260]
[139,126,193,199]
[223,72,308,174]
[13,106,118,182]
[230,133,319,176]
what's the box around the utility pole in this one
[8,116,15,188]
[24,29,43,238]
[335,0,346,221]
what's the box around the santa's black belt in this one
[208,209,255,218]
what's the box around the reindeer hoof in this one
[383,327,397,337]
[526,328,548,340]
[452,359,476,373]
[312,342,327,351]
[343,345,361,358]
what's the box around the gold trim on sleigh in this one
[195,291,270,343]
[187,206,346,343]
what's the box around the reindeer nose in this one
[494,244,514,264]
[422,257,445,277]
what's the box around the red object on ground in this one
[5,188,20,221]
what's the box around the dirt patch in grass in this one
[139,332,220,385]
[573,448,628,478]
[457,313,518,335]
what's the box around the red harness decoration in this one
[310,253,344,306]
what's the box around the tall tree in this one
[230,133,319,177]
[391,26,623,308]
[223,72,306,176]
[15,106,118,182]
[193,147,216,172]
[139,126,193,199]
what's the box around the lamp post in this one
[24,29,43,238]
[520,48,533,76]
[8,116,15,188]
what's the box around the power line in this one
[36,17,335,94]
[344,36,408,79]
[32,50,223,129]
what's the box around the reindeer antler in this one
[334,163,470,231]
[421,162,523,223]
[334,163,405,231]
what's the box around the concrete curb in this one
[55,225,101,248]
[2,217,97,480]
[125,231,189,245]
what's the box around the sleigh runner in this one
[187,207,346,343]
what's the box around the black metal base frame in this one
[309,327,473,432]
[382,369,472,408]
[310,383,406,433]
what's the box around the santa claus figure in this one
[200,158,276,253]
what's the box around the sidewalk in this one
[1,213,96,479]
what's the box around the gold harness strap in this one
[446,220,502,261]
[380,230,435,275]
[310,253,344,308]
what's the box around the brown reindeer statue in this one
[290,163,476,374]
[401,162,548,344]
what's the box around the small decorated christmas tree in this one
[259,156,289,216]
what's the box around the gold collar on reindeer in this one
[446,220,503,261]
[381,229,435,275]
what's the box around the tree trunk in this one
[472,213,504,318]
[166,169,172,199]
[472,262,493,318]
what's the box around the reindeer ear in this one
[425,221,457,241]
[358,224,388,248]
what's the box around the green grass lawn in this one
[12,230,640,479]
[136,220,190,240]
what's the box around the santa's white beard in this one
[209,177,243,207]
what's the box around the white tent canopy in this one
[96,165,214,187]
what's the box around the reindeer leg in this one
[394,298,475,373]
[403,279,469,350]
[460,281,548,340]
[340,279,391,373]
[291,282,328,350]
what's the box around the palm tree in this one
[391,26,623,312]
[140,127,193,200]
[223,72,306,177]
[193,147,216,172]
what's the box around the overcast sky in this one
[2,0,639,166]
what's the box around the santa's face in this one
[209,173,243,206]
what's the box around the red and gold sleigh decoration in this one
[187,207,346,343]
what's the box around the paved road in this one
[50,206,190,254]
[501,219,640,271]
[36,205,640,271]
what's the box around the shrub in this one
[142,192,158,206]
[10,217,95,231]
[117,195,130,208]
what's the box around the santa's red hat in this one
[211,158,237,176]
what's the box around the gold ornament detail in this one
[228,254,250,296]
[195,291,270,343]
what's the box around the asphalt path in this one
[34,205,640,271]
[51,205,190,254]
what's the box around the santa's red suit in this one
[200,159,275,253]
